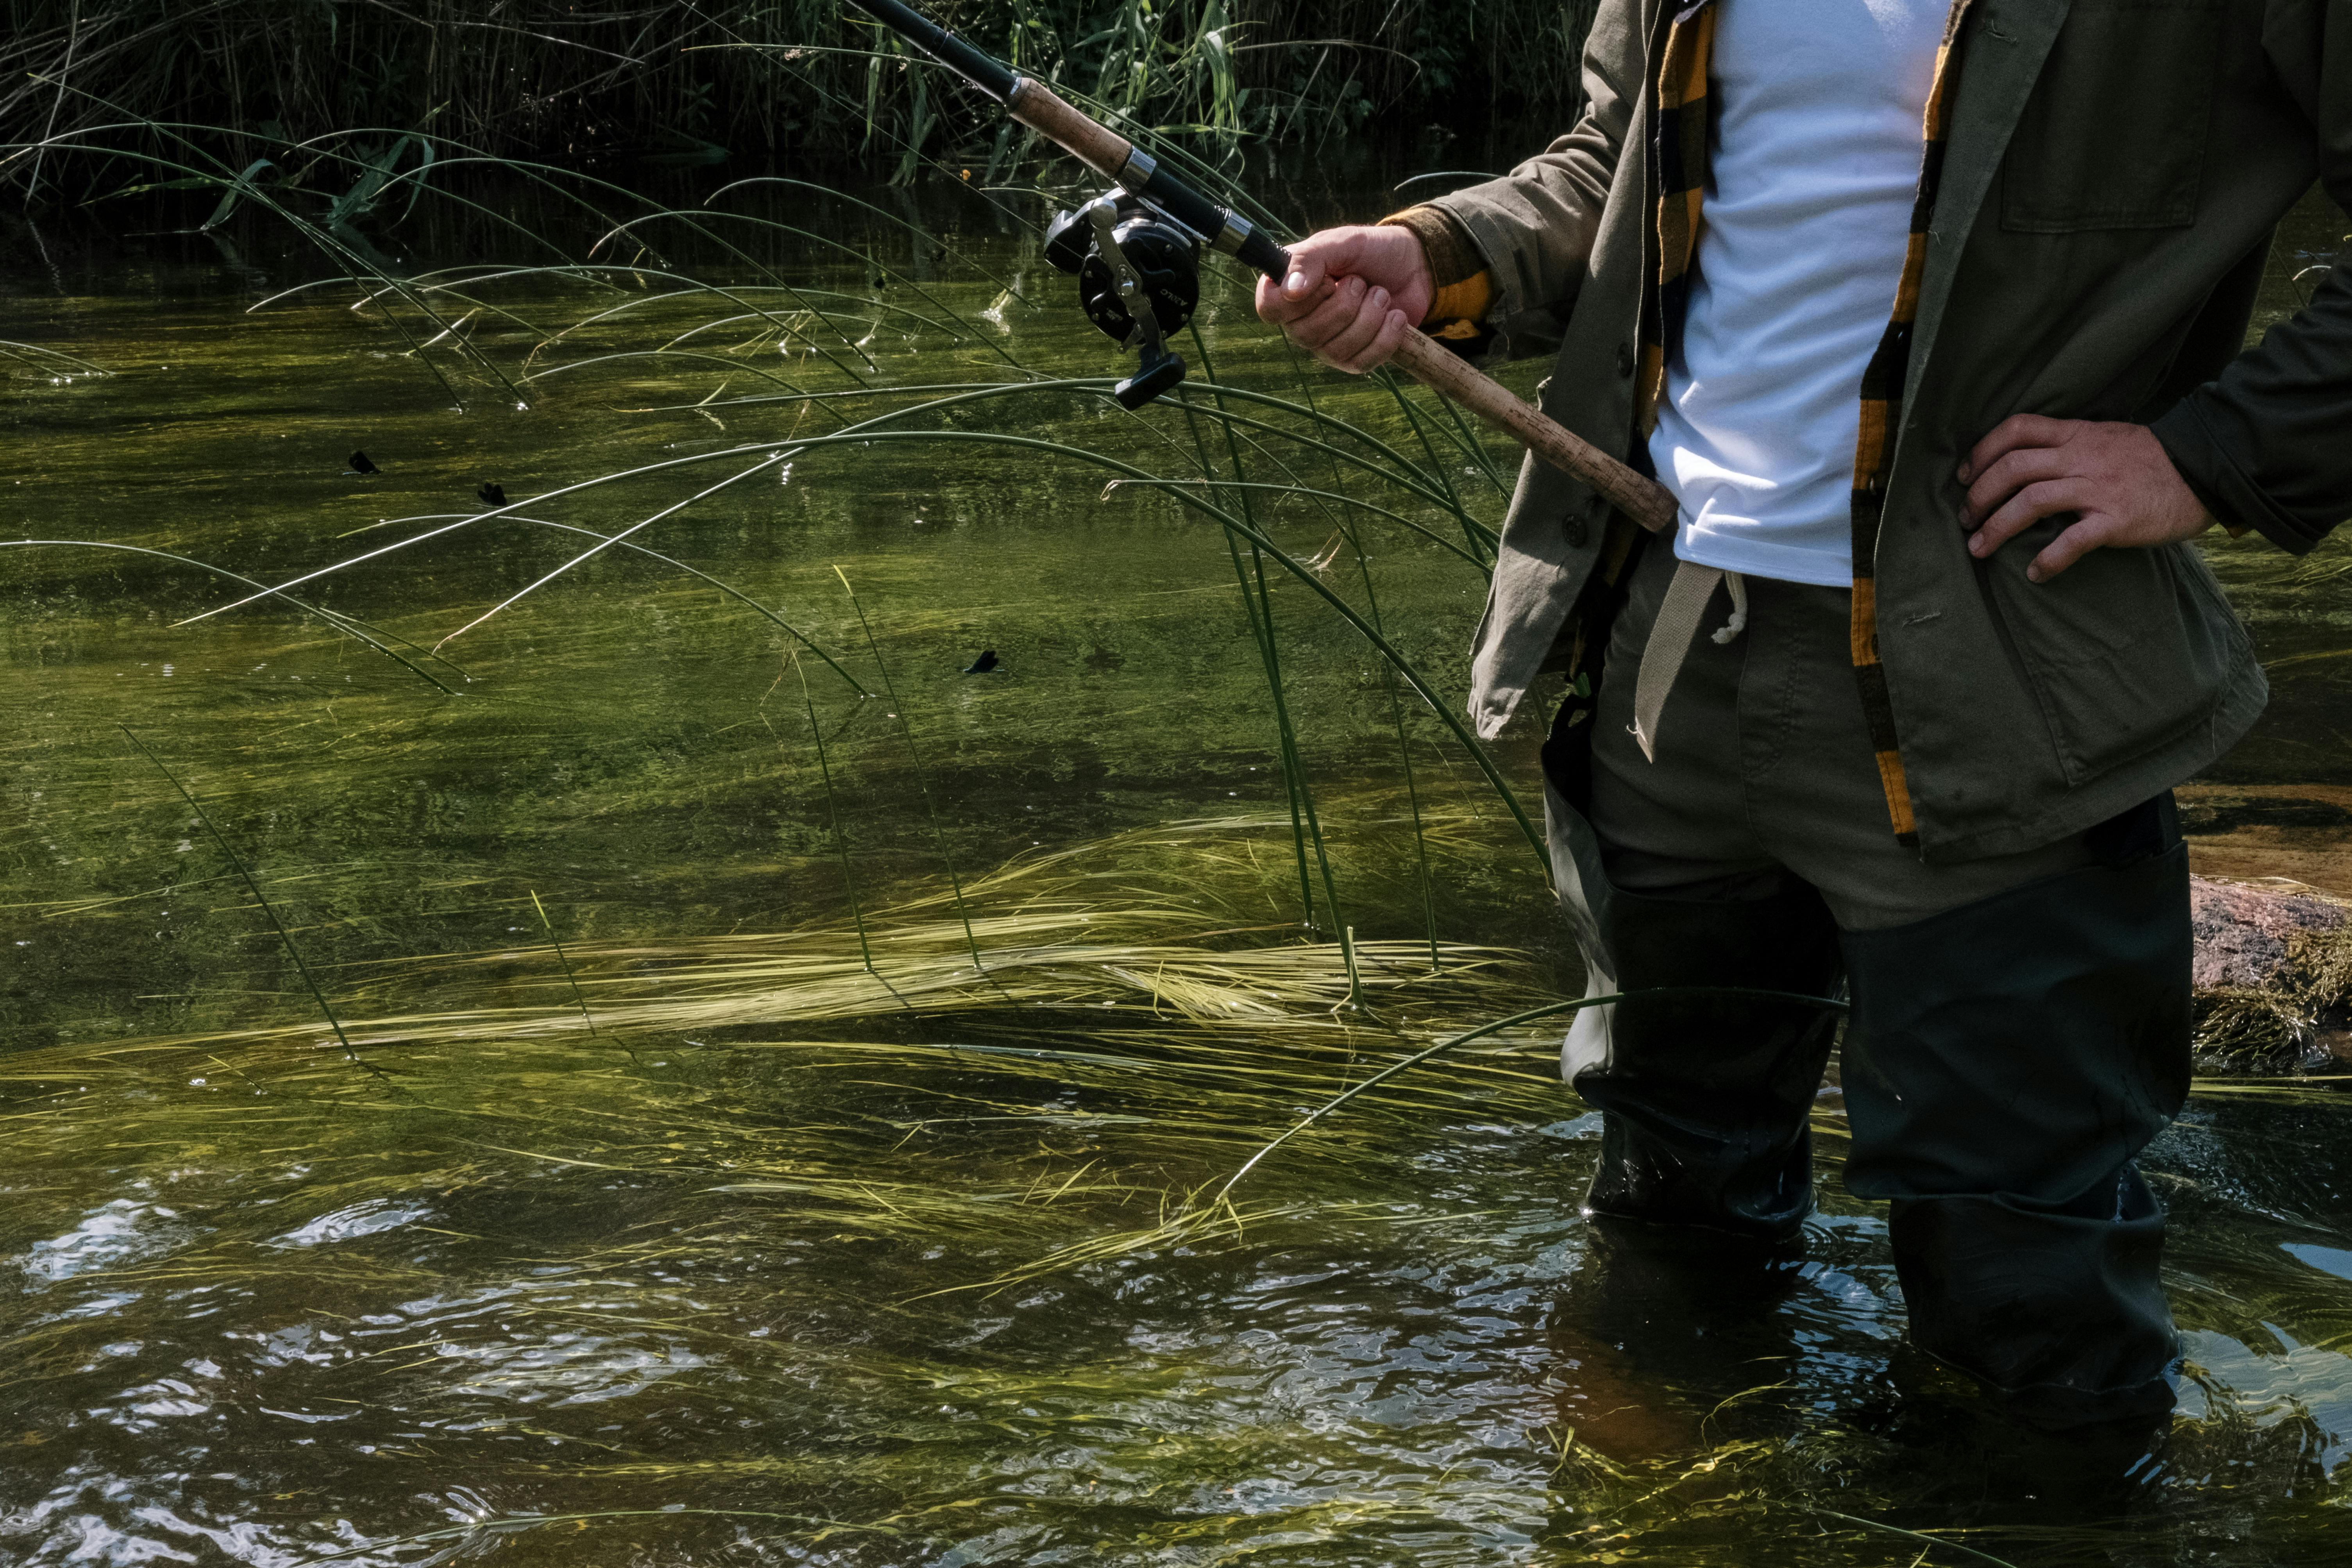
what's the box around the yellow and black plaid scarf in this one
[1638,1,1717,437]
[1635,0,1973,845]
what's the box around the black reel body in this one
[1044,192,1199,407]
[1045,195,1201,341]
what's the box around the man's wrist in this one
[2146,406,2307,551]
[1379,206,1479,287]
[2170,462,2238,540]
[1379,206,1490,325]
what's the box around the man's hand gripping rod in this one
[849,0,1678,535]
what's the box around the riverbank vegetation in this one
[3,0,1598,205]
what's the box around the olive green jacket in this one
[1429,0,2349,861]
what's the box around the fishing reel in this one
[1044,191,1200,409]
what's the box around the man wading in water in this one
[1260,0,2349,1429]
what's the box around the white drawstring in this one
[1712,570,1749,645]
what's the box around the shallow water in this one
[3,166,2351,1565]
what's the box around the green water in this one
[3,172,2350,1565]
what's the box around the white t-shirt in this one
[1647,0,1949,588]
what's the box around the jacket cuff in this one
[1380,204,1486,286]
[1380,205,1495,325]
[2149,399,2323,557]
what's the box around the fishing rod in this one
[847,0,1678,535]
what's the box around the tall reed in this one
[2,0,1600,203]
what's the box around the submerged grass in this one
[0,811,1574,1370]
[115,726,376,1080]
[4,731,2348,1558]
[79,814,1550,1057]
[5,905,2342,1566]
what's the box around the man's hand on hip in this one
[1252,225,1433,373]
[1957,416,2216,583]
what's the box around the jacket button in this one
[1615,341,1637,377]
[1564,512,1590,549]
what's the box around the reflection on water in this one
[9,1012,2352,1563]
[2,172,2350,1563]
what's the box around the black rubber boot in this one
[1840,837,2193,1430]
[1545,1219,1808,1459]
[1574,877,1846,1244]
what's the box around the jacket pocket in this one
[1991,538,2248,785]
[1998,0,2224,234]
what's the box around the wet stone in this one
[2191,876,2352,1069]
[2192,876,2348,991]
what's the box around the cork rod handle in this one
[1387,333,1678,534]
[1007,81,1133,182]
